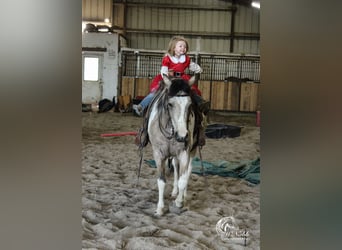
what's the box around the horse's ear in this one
[162,73,172,88]
[188,73,199,86]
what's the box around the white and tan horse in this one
[147,75,200,216]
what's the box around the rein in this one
[159,92,191,141]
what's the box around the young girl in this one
[134,36,208,146]
[133,36,203,116]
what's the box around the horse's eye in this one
[168,103,173,108]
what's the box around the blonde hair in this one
[167,36,189,56]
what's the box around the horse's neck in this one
[148,100,169,128]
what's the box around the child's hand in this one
[168,69,174,77]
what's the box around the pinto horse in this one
[147,74,200,216]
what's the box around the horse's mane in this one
[168,78,191,97]
[155,78,193,120]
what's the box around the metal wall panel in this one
[83,0,260,54]
[127,34,241,54]
[127,34,236,54]
[235,39,260,55]
[136,0,230,8]
[126,6,231,33]
[235,5,260,33]
[122,1,259,54]
[82,0,112,22]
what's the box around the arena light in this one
[251,1,260,9]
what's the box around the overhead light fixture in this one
[251,1,260,9]
[104,18,110,23]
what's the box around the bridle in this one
[158,91,193,142]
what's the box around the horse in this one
[147,74,201,216]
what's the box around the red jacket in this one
[149,54,202,96]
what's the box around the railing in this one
[121,49,260,82]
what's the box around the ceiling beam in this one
[125,2,237,12]
[112,28,259,40]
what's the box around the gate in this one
[119,49,260,112]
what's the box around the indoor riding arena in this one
[82,0,260,249]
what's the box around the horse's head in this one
[162,74,196,144]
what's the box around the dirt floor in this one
[82,110,260,249]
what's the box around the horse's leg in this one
[183,149,196,200]
[183,156,193,200]
[171,157,179,197]
[175,152,191,208]
[155,154,166,216]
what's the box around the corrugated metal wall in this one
[82,0,260,55]
[82,0,112,22]
[122,0,259,54]
[234,5,260,54]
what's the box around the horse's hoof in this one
[153,211,162,218]
[175,200,183,208]
[154,206,168,217]
[169,201,187,215]
[155,209,163,216]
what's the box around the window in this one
[84,57,99,81]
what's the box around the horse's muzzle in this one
[175,132,188,143]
